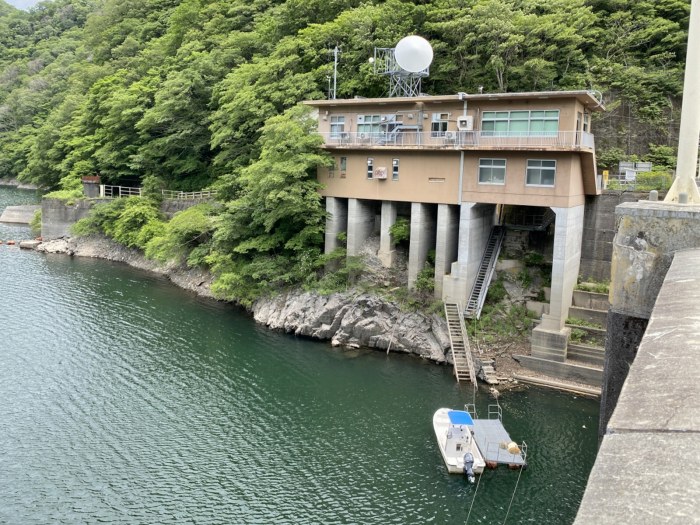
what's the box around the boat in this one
[433,408,486,481]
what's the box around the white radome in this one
[394,35,433,72]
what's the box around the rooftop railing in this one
[319,130,595,150]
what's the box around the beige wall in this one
[319,151,461,204]
[461,152,585,208]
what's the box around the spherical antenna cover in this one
[394,35,433,73]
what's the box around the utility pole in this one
[665,0,700,203]
[330,46,340,100]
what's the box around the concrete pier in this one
[346,198,374,256]
[378,201,397,267]
[407,202,436,289]
[434,204,459,298]
[324,197,348,254]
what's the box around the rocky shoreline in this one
[36,236,452,363]
[0,178,40,190]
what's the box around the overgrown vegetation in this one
[0,0,693,306]
[576,279,610,294]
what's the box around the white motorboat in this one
[433,408,486,481]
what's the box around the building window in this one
[526,159,556,186]
[358,115,381,135]
[392,158,399,180]
[330,116,345,138]
[478,158,506,184]
[329,158,336,178]
[367,157,374,179]
[481,110,559,136]
[431,112,449,137]
[340,156,347,178]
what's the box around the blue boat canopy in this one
[447,410,474,426]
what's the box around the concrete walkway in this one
[575,249,700,524]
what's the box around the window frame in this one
[478,158,507,185]
[431,112,449,137]
[358,114,381,135]
[392,158,399,181]
[366,157,374,179]
[525,159,557,187]
[481,110,559,137]
[330,115,345,138]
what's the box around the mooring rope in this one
[465,464,483,525]
[501,458,525,525]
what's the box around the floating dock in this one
[467,404,528,469]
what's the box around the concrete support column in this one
[324,197,348,255]
[441,202,495,304]
[434,204,459,299]
[378,201,397,267]
[347,198,374,256]
[532,205,585,361]
[408,202,436,289]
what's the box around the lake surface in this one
[0,187,599,524]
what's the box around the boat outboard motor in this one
[463,452,475,483]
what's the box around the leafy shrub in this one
[485,277,507,304]
[576,280,609,294]
[145,203,215,264]
[390,217,410,245]
[30,209,41,236]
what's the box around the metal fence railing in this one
[319,130,595,149]
[98,185,217,200]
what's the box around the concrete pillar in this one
[378,201,397,267]
[408,202,436,289]
[324,197,348,254]
[441,202,495,304]
[434,204,459,299]
[531,205,585,361]
[347,198,374,256]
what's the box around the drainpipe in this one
[458,92,468,203]
[665,0,700,203]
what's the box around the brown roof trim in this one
[304,90,605,111]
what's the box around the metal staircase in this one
[444,302,476,383]
[465,226,506,319]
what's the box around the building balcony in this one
[318,130,595,152]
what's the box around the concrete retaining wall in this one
[580,191,649,282]
[41,199,108,240]
[0,205,40,224]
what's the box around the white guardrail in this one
[319,130,595,149]
[98,186,217,200]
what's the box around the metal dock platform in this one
[467,404,528,468]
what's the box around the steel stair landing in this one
[464,226,505,320]
[444,302,476,384]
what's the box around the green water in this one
[0,187,599,524]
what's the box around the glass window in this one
[358,115,381,135]
[330,116,345,137]
[481,110,559,136]
[367,157,374,179]
[526,159,556,186]
[431,112,449,136]
[340,156,347,172]
[329,158,336,178]
[478,158,506,184]
[392,158,399,181]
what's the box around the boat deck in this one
[472,419,527,467]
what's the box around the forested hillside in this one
[0,0,691,303]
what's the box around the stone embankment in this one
[0,205,40,224]
[35,236,452,362]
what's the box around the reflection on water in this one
[0,188,598,524]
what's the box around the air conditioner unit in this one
[457,116,473,131]
[359,132,369,140]
[444,131,457,141]
[374,167,388,179]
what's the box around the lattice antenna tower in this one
[371,36,433,97]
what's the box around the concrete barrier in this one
[0,205,40,224]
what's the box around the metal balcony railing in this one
[320,130,595,149]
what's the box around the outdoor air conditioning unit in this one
[457,116,474,131]
[359,132,369,140]
[374,167,388,179]
[444,131,457,141]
